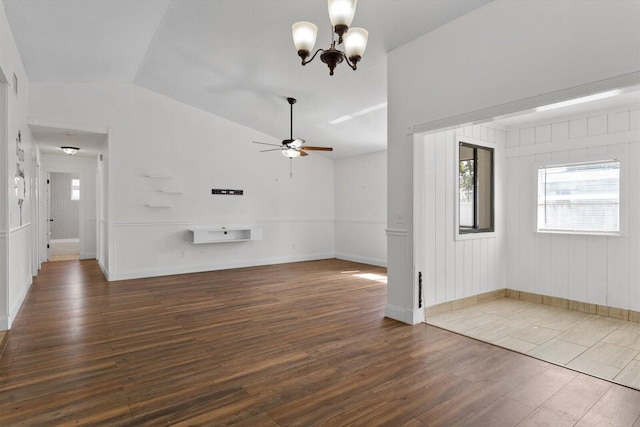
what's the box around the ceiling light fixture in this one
[292,0,368,76]
[61,146,79,155]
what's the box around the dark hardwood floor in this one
[1,259,639,426]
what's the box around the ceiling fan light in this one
[291,138,305,148]
[61,146,79,155]
[292,22,318,57]
[344,27,368,61]
[327,0,357,28]
[282,148,301,158]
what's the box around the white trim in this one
[506,130,639,158]
[385,228,408,237]
[412,72,640,135]
[384,304,424,325]
[533,153,628,238]
[81,252,96,260]
[28,117,109,136]
[9,222,31,235]
[109,253,335,281]
[0,316,8,331]
[455,135,497,241]
[114,218,336,227]
[8,276,32,329]
[335,252,386,267]
[335,219,386,225]
[98,259,109,281]
[50,238,79,243]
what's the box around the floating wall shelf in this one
[188,226,261,244]
[145,203,172,208]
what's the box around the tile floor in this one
[427,297,640,390]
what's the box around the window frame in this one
[454,135,496,241]
[534,155,627,237]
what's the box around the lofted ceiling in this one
[3,0,493,159]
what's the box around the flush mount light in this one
[61,146,79,155]
[292,0,368,76]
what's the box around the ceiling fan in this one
[253,97,333,159]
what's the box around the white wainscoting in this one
[505,107,640,311]
[415,124,507,309]
[8,223,33,329]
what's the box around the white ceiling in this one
[30,125,107,157]
[4,0,493,158]
[6,1,638,159]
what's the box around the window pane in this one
[476,147,492,230]
[537,161,619,233]
[71,178,80,201]
[459,158,474,227]
[458,142,494,233]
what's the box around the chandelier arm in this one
[301,48,325,66]
[341,52,358,71]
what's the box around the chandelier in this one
[292,0,368,76]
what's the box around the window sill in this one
[536,229,621,237]
[455,231,496,241]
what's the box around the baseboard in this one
[506,290,640,323]
[50,238,79,243]
[80,252,96,260]
[8,277,33,330]
[334,253,386,268]
[385,304,424,325]
[98,259,109,281]
[0,316,8,331]
[425,289,640,324]
[425,289,507,317]
[109,253,336,281]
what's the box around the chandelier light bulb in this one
[344,27,368,61]
[327,0,357,27]
[292,21,318,56]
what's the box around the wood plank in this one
[0,259,638,425]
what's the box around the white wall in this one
[505,106,640,311]
[334,150,387,267]
[387,0,640,323]
[1,1,33,330]
[416,124,506,308]
[29,83,335,280]
[41,153,98,259]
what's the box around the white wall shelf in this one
[188,226,261,244]
[145,203,172,208]
[157,190,183,194]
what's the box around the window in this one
[537,160,620,234]
[458,141,494,234]
[71,178,80,201]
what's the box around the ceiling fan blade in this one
[300,146,333,151]
[260,148,282,152]
[297,149,308,156]
[253,141,281,147]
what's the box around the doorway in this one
[47,171,81,261]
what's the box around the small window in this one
[71,178,80,201]
[459,142,494,234]
[537,160,620,234]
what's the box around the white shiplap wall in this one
[505,107,640,311]
[417,124,506,307]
